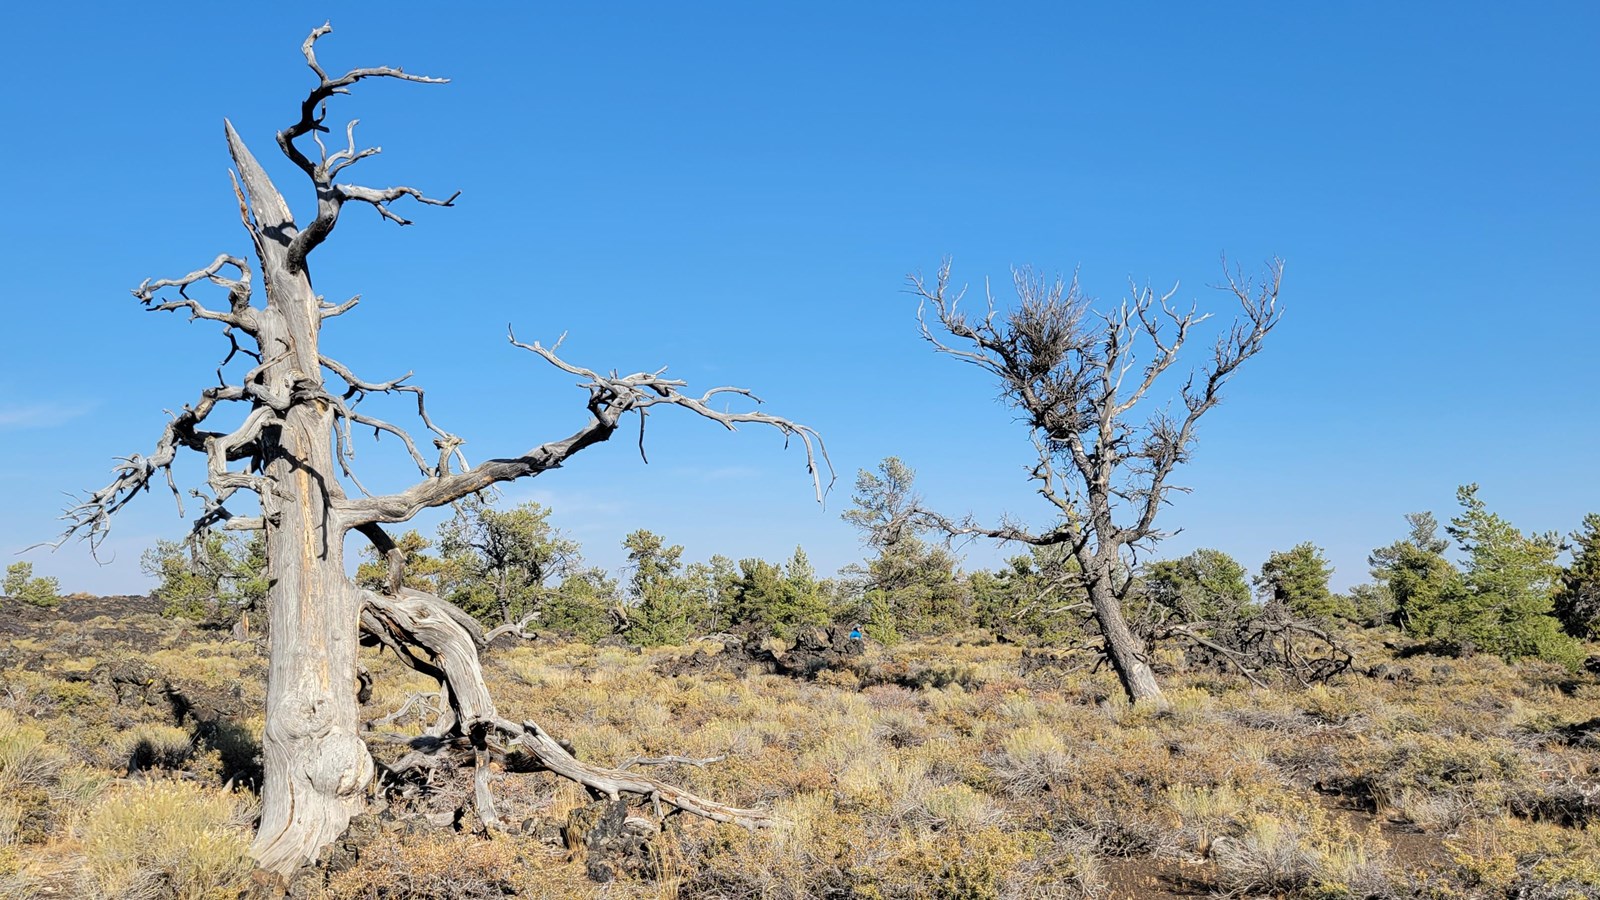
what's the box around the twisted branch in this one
[48,384,260,554]
[134,254,257,329]
[275,22,456,271]
[357,583,773,829]
[320,354,467,483]
[337,330,832,528]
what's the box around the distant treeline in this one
[121,462,1597,670]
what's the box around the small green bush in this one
[3,563,60,609]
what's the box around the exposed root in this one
[507,720,772,828]
[357,587,774,832]
[365,690,442,730]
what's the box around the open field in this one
[1,595,1597,899]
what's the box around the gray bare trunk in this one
[1085,573,1163,704]
[60,26,828,880]
[221,122,375,873]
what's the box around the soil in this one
[1102,857,1217,898]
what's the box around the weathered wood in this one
[513,721,773,829]
[222,118,378,878]
[61,23,810,877]
[357,586,774,830]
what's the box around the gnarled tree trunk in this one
[60,25,828,880]
[1085,572,1163,704]
[220,121,376,872]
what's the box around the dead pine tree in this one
[907,259,1282,705]
[54,24,829,879]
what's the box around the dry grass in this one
[0,605,1596,898]
[79,778,256,900]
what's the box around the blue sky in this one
[2,2,1595,594]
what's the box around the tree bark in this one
[253,463,372,875]
[61,33,825,878]
[224,121,376,876]
[1086,574,1164,705]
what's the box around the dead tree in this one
[56,24,828,878]
[908,259,1281,704]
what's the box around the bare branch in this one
[320,354,466,482]
[354,522,407,597]
[273,22,456,270]
[48,385,258,555]
[134,254,257,329]
[335,183,460,227]
[616,754,727,772]
[279,22,448,179]
[509,721,772,828]
[1161,623,1270,688]
[358,586,774,829]
[336,331,833,528]
[483,613,541,645]
[324,119,381,178]
[1119,256,1283,544]
[911,505,1089,556]
[1112,282,1197,417]
[320,294,361,318]
[365,691,441,730]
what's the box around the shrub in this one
[3,563,60,609]
[116,724,195,774]
[1447,816,1600,898]
[81,779,254,900]
[1167,783,1246,856]
[1377,733,1522,815]
[991,725,1073,796]
[324,830,544,900]
[1210,804,1396,899]
[0,710,64,798]
[0,710,66,847]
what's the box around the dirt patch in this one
[1318,794,1449,871]
[1101,857,1216,898]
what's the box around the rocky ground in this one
[2,595,1598,899]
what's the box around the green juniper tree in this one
[621,530,717,646]
[969,545,1087,644]
[1142,548,1253,625]
[1141,545,1353,686]
[436,495,580,629]
[1370,512,1458,633]
[3,562,61,609]
[1439,485,1581,666]
[721,548,832,640]
[842,458,969,639]
[142,532,266,624]
[353,529,444,593]
[1255,543,1350,622]
[542,566,621,643]
[1553,513,1600,640]
[1379,488,1582,666]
